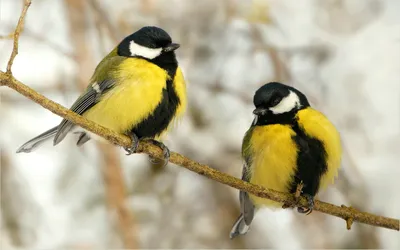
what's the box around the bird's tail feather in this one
[16,126,58,153]
[230,213,250,239]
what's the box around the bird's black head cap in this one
[252,82,310,125]
[117,26,180,59]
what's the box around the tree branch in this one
[6,0,31,74]
[1,0,399,234]
[2,72,399,232]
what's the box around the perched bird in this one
[230,82,342,238]
[17,26,187,165]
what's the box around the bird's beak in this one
[253,108,267,116]
[163,43,180,52]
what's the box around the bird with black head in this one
[17,26,187,166]
[230,82,342,238]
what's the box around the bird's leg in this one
[142,138,170,167]
[124,133,139,155]
[282,181,303,209]
[297,193,314,215]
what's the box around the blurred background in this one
[1,0,399,248]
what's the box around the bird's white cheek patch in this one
[270,91,300,114]
[129,41,162,59]
[253,115,258,125]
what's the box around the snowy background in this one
[1,0,399,249]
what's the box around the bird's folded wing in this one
[53,79,115,145]
[240,162,255,225]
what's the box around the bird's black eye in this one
[270,96,281,107]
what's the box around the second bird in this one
[230,82,342,238]
[17,26,187,165]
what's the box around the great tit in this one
[230,82,342,238]
[17,26,187,165]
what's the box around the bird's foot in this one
[297,193,314,215]
[143,139,170,167]
[124,133,139,155]
[282,182,304,209]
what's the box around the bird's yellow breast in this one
[173,67,186,117]
[83,58,169,134]
[296,108,342,190]
[246,108,342,208]
[248,124,298,207]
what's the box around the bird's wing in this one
[53,79,115,145]
[240,162,255,225]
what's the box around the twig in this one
[0,32,14,39]
[1,73,399,232]
[1,0,399,234]
[6,0,31,74]
[88,0,121,43]
[2,22,75,59]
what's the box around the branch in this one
[1,73,399,232]
[1,0,399,234]
[6,0,31,74]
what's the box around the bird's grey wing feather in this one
[76,133,91,146]
[229,213,250,239]
[240,162,255,225]
[53,79,115,145]
[16,126,58,153]
[230,162,255,238]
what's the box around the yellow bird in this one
[17,26,187,165]
[230,82,342,238]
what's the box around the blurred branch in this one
[64,1,137,248]
[251,25,290,83]
[1,149,39,246]
[1,151,25,246]
[23,27,75,59]
[64,0,93,89]
[0,32,14,39]
[99,143,138,248]
[88,0,121,43]
[1,0,399,234]
[2,23,75,59]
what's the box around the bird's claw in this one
[124,133,139,155]
[297,193,314,215]
[144,139,170,167]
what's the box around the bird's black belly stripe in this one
[129,51,180,139]
[131,77,179,139]
[289,121,328,197]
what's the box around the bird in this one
[230,82,342,238]
[16,26,187,165]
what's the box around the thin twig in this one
[6,0,31,74]
[0,32,14,39]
